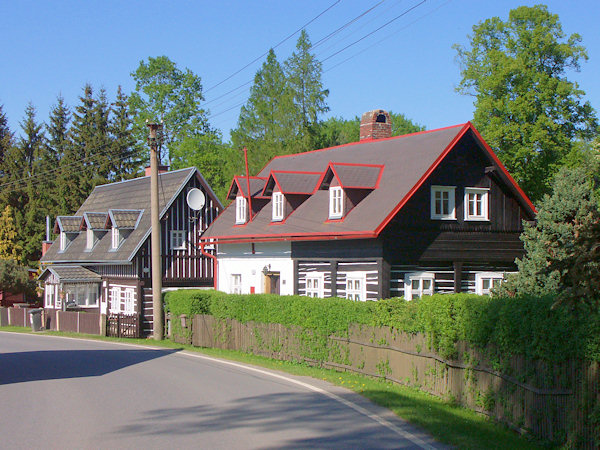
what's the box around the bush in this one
[164,290,600,363]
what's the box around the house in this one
[201,110,536,300]
[39,167,222,335]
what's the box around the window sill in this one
[465,218,490,222]
[431,216,457,221]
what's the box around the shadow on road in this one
[0,348,179,385]
[114,391,435,449]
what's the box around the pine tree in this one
[0,205,20,260]
[108,86,141,182]
[0,104,14,179]
[231,49,298,173]
[284,30,329,151]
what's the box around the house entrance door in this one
[264,272,280,295]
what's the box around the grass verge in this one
[1,326,548,449]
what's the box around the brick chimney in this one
[144,165,169,177]
[360,109,392,141]
[41,215,53,257]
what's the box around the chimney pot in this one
[360,109,392,141]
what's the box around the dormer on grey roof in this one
[80,212,108,230]
[54,216,83,234]
[106,209,143,229]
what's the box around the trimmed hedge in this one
[164,290,600,362]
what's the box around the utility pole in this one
[147,122,163,340]
[243,147,252,222]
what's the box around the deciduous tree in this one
[455,5,598,202]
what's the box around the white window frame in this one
[305,273,324,298]
[123,288,135,314]
[346,272,366,301]
[476,272,505,295]
[170,230,186,250]
[86,228,94,250]
[431,186,456,220]
[236,196,247,224]
[59,231,67,251]
[329,186,344,219]
[404,272,435,300]
[64,284,99,308]
[109,287,121,313]
[464,187,490,221]
[272,192,284,222]
[111,227,121,249]
[231,274,242,294]
[45,284,56,308]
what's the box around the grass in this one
[1,326,548,449]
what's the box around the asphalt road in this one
[0,332,446,449]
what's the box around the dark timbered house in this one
[201,110,535,300]
[40,167,222,335]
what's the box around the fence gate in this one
[106,313,140,338]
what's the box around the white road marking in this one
[1,332,434,448]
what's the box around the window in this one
[329,186,344,219]
[59,231,67,251]
[231,274,242,294]
[111,227,121,249]
[404,273,435,300]
[272,192,284,222]
[464,188,489,221]
[45,285,56,308]
[305,274,324,298]
[346,273,366,301]
[236,196,247,224]
[170,230,186,250]
[64,284,99,307]
[86,228,95,250]
[476,272,504,295]
[431,186,456,220]
[109,286,135,314]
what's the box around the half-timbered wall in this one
[138,174,219,286]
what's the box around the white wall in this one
[217,242,294,295]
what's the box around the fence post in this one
[117,314,121,338]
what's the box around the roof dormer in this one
[105,209,143,250]
[261,171,323,223]
[80,212,108,251]
[318,163,384,220]
[54,216,83,252]
[227,176,268,225]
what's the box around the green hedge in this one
[164,290,600,362]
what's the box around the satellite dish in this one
[186,188,205,210]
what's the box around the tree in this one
[284,30,329,152]
[231,49,298,174]
[129,56,213,166]
[0,205,20,260]
[0,104,13,179]
[0,258,35,298]
[497,167,600,310]
[46,96,71,170]
[316,111,425,149]
[455,5,598,202]
[108,86,141,182]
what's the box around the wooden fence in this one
[106,313,141,338]
[0,307,101,335]
[191,315,599,448]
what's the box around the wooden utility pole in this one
[147,122,163,340]
[243,147,252,222]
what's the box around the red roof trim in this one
[323,162,385,189]
[201,229,376,241]
[468,123,536,214]
[374,123,471,235]
[201,231,377,245]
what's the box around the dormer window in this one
[329,186,344,219]
[60,231,67,251]
[86,228,94,250]
[272,192,284,222]
[236,196,247,224]
[111,227,121,249]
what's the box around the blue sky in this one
[1,0,599,142]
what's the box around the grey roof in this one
[265,171,323,195]
[83,212,108,230]
[108,210,142,229]
[330,163,383,189]
[42,168,200,264]
[55,216,83,233]
[203,123,535,243]
[227,176,267,199]
[40,266,101,283]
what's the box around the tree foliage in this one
[497,167,600,310]
[455,5,598,202]
[0,205,20,260]
[129,56,213,166]
[0,258,35,297]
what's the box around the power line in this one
[204,0,341,94]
